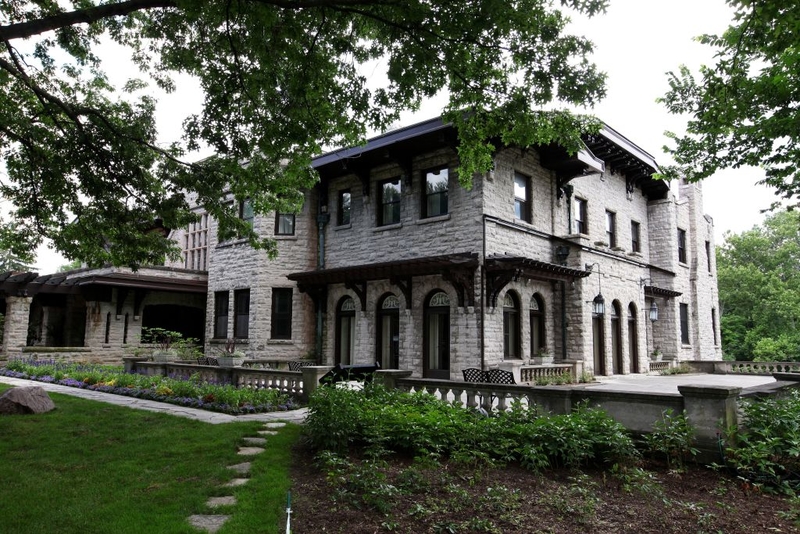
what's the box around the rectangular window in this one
[574,198,588,234]
[183,212,208,270]
[712,308,718,345]
[513,172,531,222]
[631,221,641,253]
[705,240,712,272]
[678,229,687,263]
[214,291,229,339]
[606,211,616,248]
[338,190,351,226]
[271,288,293,339]
[233,289,250,338]
[275,213,296,235]
[422,167,448,218]
[239,198,254,228]
[680,303,690,345]
[378,178,402,226]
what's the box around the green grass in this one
[0,384,299,534]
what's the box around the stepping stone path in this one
[187,421,288,533]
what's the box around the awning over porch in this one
[288,252,479,309]
[485,255,592,307]
[644,285,682,299]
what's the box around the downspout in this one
[561,281,567,361]
[315,205,330,361]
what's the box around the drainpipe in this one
[315,207,330,361]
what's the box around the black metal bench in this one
[319,362,381,384]
[196,356,219,366]
[288,360,316,372]
[462,368,515,385]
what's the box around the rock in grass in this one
[0,386,56,415]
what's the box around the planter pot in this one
[152,350,178,363]
[217,356,245,367]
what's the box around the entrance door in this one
[611,301,623,374]
[592,314,605,375]
[424,291,450,379]
[377,294,400,369]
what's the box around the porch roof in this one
[484,255,592,307]
[644,285,682,299]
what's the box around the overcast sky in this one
[33,0,776,272]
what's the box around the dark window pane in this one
[338,190,351,225]
[271,288,293,339]
[680,303,690,344]
[214,291,229,339]
[234,289,249,338]
[424,168,448,217]
[276,213,295,235]
[379,179,401,226]
[514,173,529,222]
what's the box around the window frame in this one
[513,172,531,223]
[678,228,687,263]
[275,212,296,236]
[421,166,449,219]
[233,288,250,339]
[680,303,690,345]
[630,221,641,253]
[271,288,293,340]
[705,240,712,272]
[239,198,254,228]
[605,210,617,248]
[214,291,229,339]
[377,177,402,226]
[574,197,588,234]
[338,189,351,226]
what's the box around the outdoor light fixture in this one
[585,262,604,316]
[649,300,659,322]
[555,245,570,265]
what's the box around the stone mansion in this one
[0,116,722,379]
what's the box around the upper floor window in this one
[514,172,531,223]
[631,221,641,253]
[338,190,351,226]
[680,303,690,344]
[678,228,687,263]
[605,211,617,248]
[234,288,250,338]
[705,240,712,272]
[275,213,295,235]
[214,291,229,339]
[239,198,254,228]
[271,288,293,339]
[422,167,448,218]
[574,197,588,234]
[184,213,208,270]
[378,178,401,226]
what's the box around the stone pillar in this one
[375,369,413,391]
[678,385,741,462]
[3,296,33,355]
[301,365,334,402]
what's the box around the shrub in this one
[643,409,698,471]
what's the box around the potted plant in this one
[651,346,662,361]
[141,327,181,362]
[218,338,246,367]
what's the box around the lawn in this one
[0,384,299,534]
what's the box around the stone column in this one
[3,296,33,355]
[301,365,334,402]
[678,385,741,462]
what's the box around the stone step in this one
[223,478,249,487]
[187,514,230,533]
[263,422,286,429]
[258,430,278,436]
[207,496,237,508]
[242,437,267,445]
[226,462,251,474]
[237,446,265,456]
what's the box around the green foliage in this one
[660,1,800,207]
[660,363,692,375]
[540,473,600,524]
[715,210,800,361]
[305,383,637,471]
[722,390,800,493]
[643,409,698,471]
[0,0,608,265]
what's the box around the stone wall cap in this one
[678,385,742,398]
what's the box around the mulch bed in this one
[290,442,800,533]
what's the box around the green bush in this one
[305,383,637,471]
[643,409,698,471]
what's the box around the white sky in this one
[33,0,775,272]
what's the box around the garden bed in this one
[0,358,298,414]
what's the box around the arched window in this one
[611,301,623,374]
[628,303,639,374]
[424,291,450,379]
[503,292,521,359]
[336,297,356,365]
[530,294,546,357]
[376,293,400,369]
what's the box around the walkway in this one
[583,372,778,394]
[0,376,308,424]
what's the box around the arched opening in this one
[503,291,521,359]
[424,290,450,379]
[628,303,639,374]
[592,310,605,376]
[530,293,546,358]
[376,293,400,369]
[335,296,356,365]
[611,300,623,374]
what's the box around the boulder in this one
[0,386,56,415]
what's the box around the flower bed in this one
[1,358,298,414]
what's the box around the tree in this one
[0,0,608,267]
[0,218,34,271]
[716,210,800,361]
[660,1,800,207]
